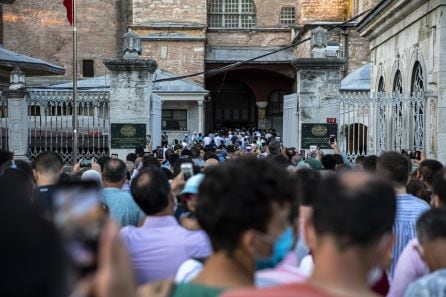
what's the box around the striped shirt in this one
[391,194,430,278]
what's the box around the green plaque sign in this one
[301,123,338,149]
[111,123,146,149]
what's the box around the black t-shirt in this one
[33,185,58,220]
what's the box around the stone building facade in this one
[2,0,373,138]
[358,0,446,160]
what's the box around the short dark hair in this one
[0,149,13,168]
[97,156,111,171]
[135,146,145,156]
[141,155,161,170]
[190,146,201,159]
[196,157,297,253]
[204,152,219,162]
[131,168,171,215]
[313,173,396,250]
[333,154,344,165]
[103,159,127,183]
[433,169,446,205]
[33,151,64,174]
[268,141,281,156]
[295,168,321,206]
[363,155,378,172]
[377,152,410,187]
[321,155,336,171]
[419,160,443,186]
[417,208,446,243]
[126,153,137,163]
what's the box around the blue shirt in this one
[391,194,430,277]
[101,188,145,227]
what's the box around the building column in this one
[104,31,158,158]
[198,100,204,133]
[5,67,29,159]
[256,101,268,129]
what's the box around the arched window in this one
[267,90,285,117]
[377,76,385,95]
[208,0,256,28]
[411,62,424,95]
[392,70,403,151]
[377,76,386,151]
[411,61,425,149]
[393,70,402,95]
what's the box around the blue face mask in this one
[255,227,294,270]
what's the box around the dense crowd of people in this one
[1,128,446,297]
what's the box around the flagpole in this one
[72,0,78,164]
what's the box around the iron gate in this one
[27,90,110,165]
[338,92,426,162]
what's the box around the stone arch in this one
[390,54,403,95]
[406,45,427,95]
[375,63,386,95]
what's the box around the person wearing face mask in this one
[223,172,396,297]
[138,157,297,297]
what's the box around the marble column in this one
[256,101,268,129]
[5,67,28,159]
[198,101,204,133]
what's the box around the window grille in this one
[208,0,256,28]
[280,7,296,25]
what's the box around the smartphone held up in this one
[52,181,107,278]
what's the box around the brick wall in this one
[3,0,124,79]
[300,0,348,23]
[133,0,207,25]
[141,40,205,84]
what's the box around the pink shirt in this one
[255,252,307,287]
[387,239,429,297]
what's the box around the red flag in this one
[63,0,73,26]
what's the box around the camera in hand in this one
[181,163,194,181]
[402,149,421,160]
[329,135,336,144]
[80,159,92,168]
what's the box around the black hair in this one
[433,169,446,206]
[295,168,321,206]
[33,151,64,174]
[141,155,161,169]
[167,152,179,166]
[268,155,290,169]
[363,155,378,172]
[313,174,396,250]
[126,153,137,163]
[419,160,443,186]
[268,141,281,156]
[135,146,145,157]
[97,156,111,171]
[196,157,297,253]
[377,152,411,187]
[204,152,219,162]
[356,155,366,165]
[417,208,446,243]
[321,155,336,171]
[14,160,35,183]
[0,149,13,168]
[333,154,344,165]
[181,149,191,156]
[407,178,431,203]
[103,159,127,183]
[131,167,171,215]
[190,146,201,159]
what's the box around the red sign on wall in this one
[327,118,337,124]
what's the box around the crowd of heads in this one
[1,134,446,297]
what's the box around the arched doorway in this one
[210,81,257,129]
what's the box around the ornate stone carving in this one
[10,67,26,91]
